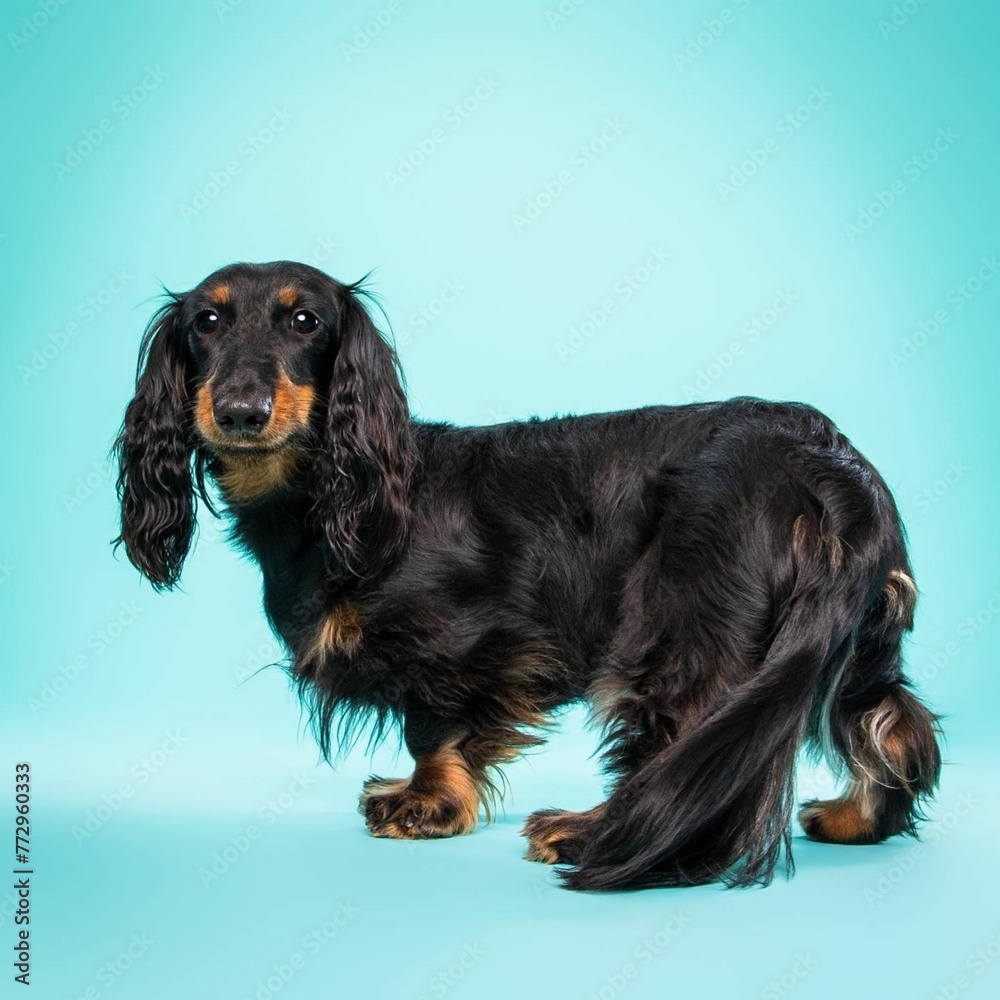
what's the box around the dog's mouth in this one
[203,436,296,457]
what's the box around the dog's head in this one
[114,261,413,589]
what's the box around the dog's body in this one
[116,261,941,890]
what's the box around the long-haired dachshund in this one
[115,261,941,890]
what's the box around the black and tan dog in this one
[115,261,941,890]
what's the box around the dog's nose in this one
[213,395,273,435]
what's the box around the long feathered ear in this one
[312,281,414,582]
[113,295,196,589]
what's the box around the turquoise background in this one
[2,1,998,997]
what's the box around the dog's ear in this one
[113,295,196,589]
[312,281,414,582]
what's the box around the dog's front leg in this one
[359,730,480,840]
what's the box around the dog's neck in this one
[205,446,315,578]
[209,450,342,649]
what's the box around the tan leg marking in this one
[799,779,879,844]
[360,743,480,839]
[885,569,918,628]
[523,805,605,864]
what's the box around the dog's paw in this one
[359,775,478,839]
[798,797,878,844]
[522,807,599,864]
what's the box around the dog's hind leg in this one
[799,568,941,843]
[522,665,690,866]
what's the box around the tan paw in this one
[522,806,601,864]
[359,774,478,839]
[798,796,878,844]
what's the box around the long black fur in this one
[115,261,942,890]
[114,295,202,589]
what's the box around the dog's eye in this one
[291,310,320,334]
[194,310,220,334]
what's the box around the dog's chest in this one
[227,497,332,645]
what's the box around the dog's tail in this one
[561,516,873,891]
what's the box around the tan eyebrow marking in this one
[277,285,299,307]
[208,283,231,305]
